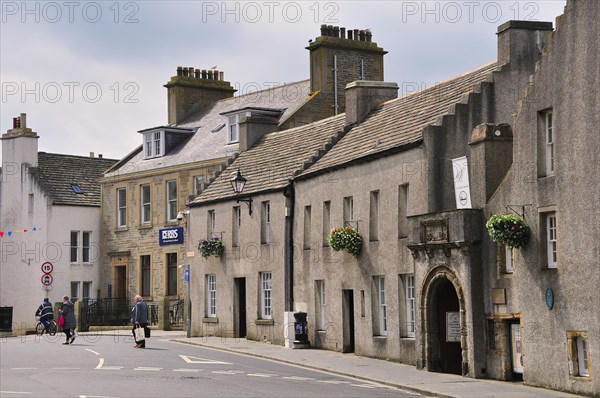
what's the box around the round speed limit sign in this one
[41,262,54,274]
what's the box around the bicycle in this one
[35,317,57,336]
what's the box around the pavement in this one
[137,330,584,398]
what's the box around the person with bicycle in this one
[35,298,54,330]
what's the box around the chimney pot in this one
[98,154,103,159]
[182,68,188,77]
[177,66,183,76]
[348,30,353,40]
[333,26,340,38]
[340,27,346,38]
[353,29,359,40]
[188,67,194,76]
[194,69,201,78]
[327,25,334,36]
[366,30,372,42]
[202,69,208,79]
[219,71,224,81]
[359,30,365,41]
[13,117,20,129]
[89,152,95,158]
[320,24,327,36]
[20,113,26,128]
[208,70,214,80]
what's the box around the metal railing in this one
[81,298,132,330]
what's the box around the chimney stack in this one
[238,112,281,152]
[164,66,236,124]
[497,20,553,66]
[307,26,387,117]
[2,113,39,169]
[345,81,398,126]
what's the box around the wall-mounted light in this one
[230,168,253,216]
[176,209,190,221]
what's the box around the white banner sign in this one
[452,156,472,209]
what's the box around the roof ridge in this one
[224,78,310,101]
[39,151,119,161]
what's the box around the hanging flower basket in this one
[198,237,225,258]
[327,226,363,257]
[486,214,530,249]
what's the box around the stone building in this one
[483,1,599,395]
[293,18,555,378]
[0,114,117,333]
[98,25,385,319]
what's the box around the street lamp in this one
[178,263,191,338]
[230,168,253,215]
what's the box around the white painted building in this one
[0,114,117,334]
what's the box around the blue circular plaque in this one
[545,288,554,310]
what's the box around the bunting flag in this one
[0,227,41,238]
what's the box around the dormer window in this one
[138,126,194,160]
[144,131,164,159]
[227,115,239,143]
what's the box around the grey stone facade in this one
[483,1,599,395]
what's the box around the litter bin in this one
[293,312,309,345]
[0,307,13,333]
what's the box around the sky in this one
[1,0,567,164]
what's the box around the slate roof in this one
[191,114,347,205]
[300,62,498,177]
[33,152,118,206]
[106,80,312,176]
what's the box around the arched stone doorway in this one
[421,267,467,375]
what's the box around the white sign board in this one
[446,311,461,342]
[452,156,472,209]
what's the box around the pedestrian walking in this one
[131,295,148,348]
[59,295,77,345]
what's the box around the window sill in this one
[203,317,219,323]
[138,224,153,230]
[115,227,129,232]
[255,319,274,325]
[373,335,387,340]
[569,375,591,382]
[400,336,416,340]
[82,262,93,266]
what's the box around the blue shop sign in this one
[159,227,184,246]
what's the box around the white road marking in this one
[173,369,203,372]
[51,367,80,370]
[133,367,162,371]
[211,370,245,375]
[0,392,32,395]
[247,373,277,377]
[179,355,231,365]
[351,384,378,388]
[10,368,37,370]
[97,366,123,370]
[317,380,351,384]
[85,349,101,356]
[94,358,104,370]
[282,376,316,381]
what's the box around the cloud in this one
[0,0,566,163]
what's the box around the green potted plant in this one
[486,214,531,249]
[198,237,225,258]
[327,226,363,257]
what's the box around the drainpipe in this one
[283,182,295,311]
[333,55,338,115]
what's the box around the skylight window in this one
[71,184,84,194]
[211,123,225,133]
